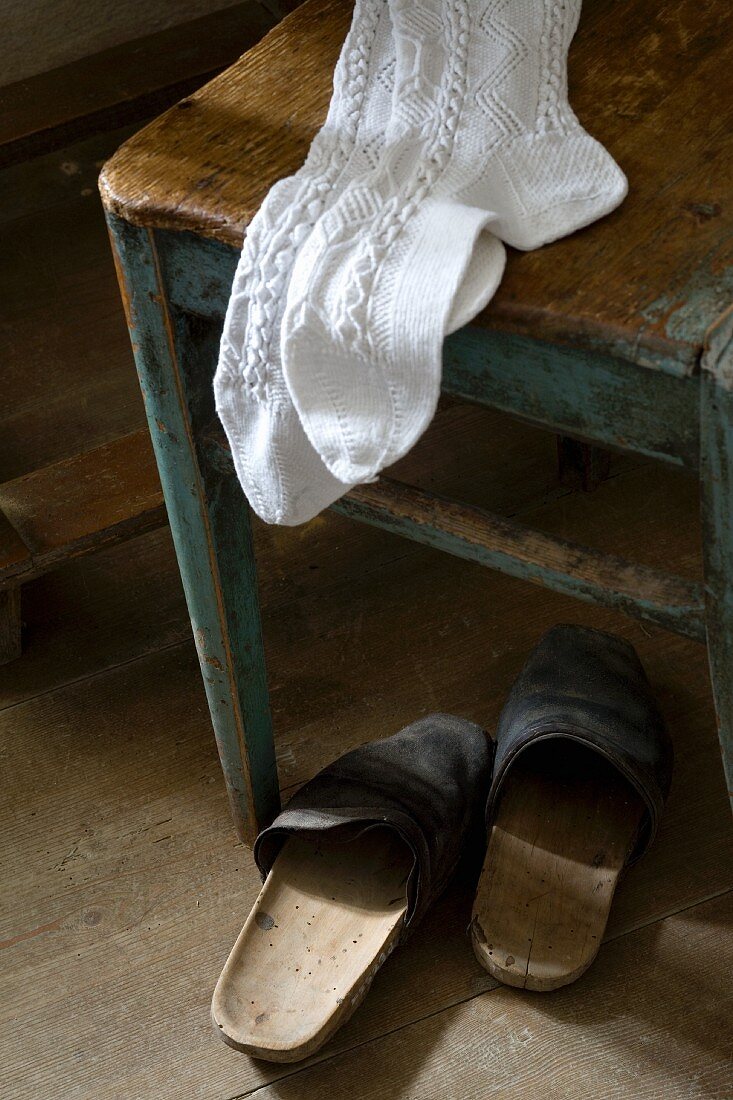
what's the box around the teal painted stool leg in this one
[701,306,733,809]
[0,587,22,664]
[557,437,611,492]
[106,214,280,845]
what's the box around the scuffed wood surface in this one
[337,476,705,640]
[100,0,351,244]
[100,0,733,370]
[1,573,730,1096]
[472,765,642,991]
[249,894,733,1100]
[211,831,410,1060]
[3,156,731,1093]
[0,377,728,1093]
[0,430,164,587]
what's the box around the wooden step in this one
[0,429,165,589]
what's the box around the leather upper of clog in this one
[487,624,673,863]
[254,714,494,931]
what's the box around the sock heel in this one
[487,130,628,250]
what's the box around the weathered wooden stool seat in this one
[101,0,733,842]
[101,0,732,376]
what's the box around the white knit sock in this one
[280,1,504,485]
[215,0,504,524]
[281,0,625,485]
[215,0,393,526]
[455,0,627,250]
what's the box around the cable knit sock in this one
[281,1,505,485]
[215,0,394,526]
[215,0,503,525]
[455,0,627,250]
[281,0,625,485]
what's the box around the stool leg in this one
[106,214,280,845]
[701,308,733,811]
[556,437,611,492]
[0,587,22,664]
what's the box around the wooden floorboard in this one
[1,534,731,1096]
[1,150,731,1099]
[242,894,732,1100]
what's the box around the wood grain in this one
[334,476,705,640]
[0,400,680,712]
[0,430,164,588]
[1,542,731,1097]
[100,0,733,370]
[99,0,351,243]
[108,218,280,843]
[247,893,733,1100]
[212,831,409,1060]
[6,43,732,1094]
[472,761,643,991]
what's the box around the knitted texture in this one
[281,0,505,485]
[453,0,627,249]
[280,0,626,486]
[215,0,504,524]
[214,0,393,526]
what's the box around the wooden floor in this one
[2,137,733,1100]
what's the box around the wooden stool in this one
[100,0,733,843]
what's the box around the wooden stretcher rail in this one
[336,480,706,643]
[201,430,705,641]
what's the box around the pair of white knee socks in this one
[216,0,626,525]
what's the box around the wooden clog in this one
[214,714,492,1060]
[472,625,672,991]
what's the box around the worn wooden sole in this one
[212,828,411,1061]
[471,742,644,992]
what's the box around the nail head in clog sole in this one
[472,747,643,991]
[212,829,411,1061]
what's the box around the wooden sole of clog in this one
[471,742,644,991]
[212,828,411,1061]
